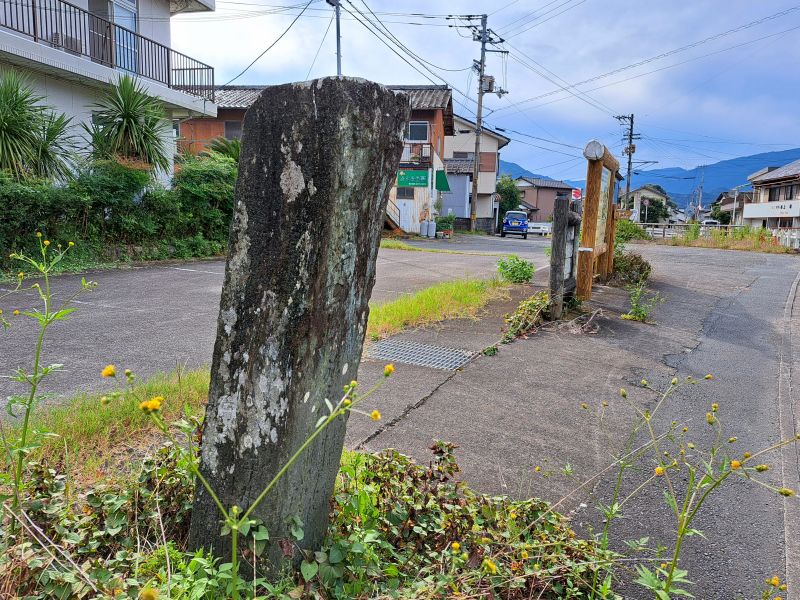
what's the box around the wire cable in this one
[221,0,314,85]
[305,9,334,79]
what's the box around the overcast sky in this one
[172,0,800,180]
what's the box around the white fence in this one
[639,222,800,250]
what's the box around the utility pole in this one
[615,114,639,212]
[326,0,342,76]
[469,15,507,231]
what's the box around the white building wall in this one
[138,0,172,46]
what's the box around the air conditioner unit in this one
[51,32,82,55]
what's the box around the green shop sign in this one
[397,169,429,187]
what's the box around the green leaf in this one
[300,560,318,582]
[328,545,343,564]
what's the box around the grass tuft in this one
[367,278,508,340]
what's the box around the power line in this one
[502,0,589,38]
[496,0,567,35]
[490,6,800,115]
[305,9,335,79]
[221,0,314,85]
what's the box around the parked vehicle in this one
[527,222,553,236]
[700,219,720,226]
[501,210,529,239]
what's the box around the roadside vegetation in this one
[2,236,798,600]
[667,224,793,253]
[0,72,237,274]
[496,254,535,283]
[367,277,508,340]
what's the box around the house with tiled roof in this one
[743,159,800,229]
[441,115,510,232]
[514,177,574,222]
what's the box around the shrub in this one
[435,213,456,230]
[207,136,241,162]
[615,219,650,256]
[172,153,237,243]
[612,252,652,286]
[0,70,74,181]
[497,254,535,283]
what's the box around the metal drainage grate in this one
[367,339,474,371]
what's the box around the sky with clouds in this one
[171,0,800,180]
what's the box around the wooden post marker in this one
[576,140,620,301]
[188,78,410,567]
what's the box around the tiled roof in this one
[515,176,573,189]
[750,158,800,183]
[444,158,474,174]
[213,86,266,109]
[387,85,451,110]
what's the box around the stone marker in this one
[188,78,409,567]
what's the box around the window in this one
[224,121,242,140]
[406,121,429,142]
[453,151,474,159]
[785,185,796,200]
[396,187,415,200]
[769,187,780,202]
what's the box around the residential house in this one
[386,85,453,234]
[514,177,574,222]
[177,83,453,234]
[619,185,670,222]
[0,0,217,176]
[711,190,753,225]
[441,114,510,232]
[743,160,800,229]
[178,85,263,153]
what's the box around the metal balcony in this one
[1,0,214,101]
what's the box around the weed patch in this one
[367,278,508,340]
[497,255,535,284]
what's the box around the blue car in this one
[501,210,529,239]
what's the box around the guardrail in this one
[0,0,214,100]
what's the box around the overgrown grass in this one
[664,227,794,253]
[367,278,508,340]
[20,369,210,480]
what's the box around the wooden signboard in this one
[576,140,620,301]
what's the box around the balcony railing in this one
[400,142,432,166]
[1,0,214,101]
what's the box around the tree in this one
[0,71,74,181]
[639,197,670,223]
[710,202,731,224]
[85,74,171,172]
[496,174,522,216]
[206,136,241,162]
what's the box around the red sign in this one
[571,188,582,200]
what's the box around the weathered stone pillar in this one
[188,78,409,566]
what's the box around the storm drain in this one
[367,339,474,371]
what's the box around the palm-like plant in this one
[207,136,240,162]
[86,74,171,172]
[0,71,74,181]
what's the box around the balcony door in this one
[112,0,138,74]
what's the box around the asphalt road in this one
[0,235,549,400]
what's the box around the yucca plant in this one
[206,136,240,162]
[85,74,171,172]
[0,71,74,181]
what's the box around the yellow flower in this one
[655,466,665,476]
[370,409,381,421]
[483,558,497,574]
[619,388,627,398]
[534,466,541,472]
[520,550,529,559]
[384,363,395,377]
[706,412,715,425]
[68,241,75,247]
[140,589,159,600]
[342,398,352,407]
[743,452,752,459]
[36,231,42,238]
[682,426,688,432]
[13,310,20,316]
[101,364,116,378]
[17,272,23,279]
[43,240,50,246]
[728,437,737,443]
[509,512,517,519]
[711,403,718,412]
[350,380,358,388]
[139,396,163,413]
[730,460,741,470]
[641,379,648,386]
[704,373,714,380]
[451,542,460,552]
[769,576,780,587]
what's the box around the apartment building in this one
[0,0,217,174]
[743,160,800,229]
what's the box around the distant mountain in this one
[498,159,551,181]
[559,148,800,208]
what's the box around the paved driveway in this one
[0,235,549,399]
